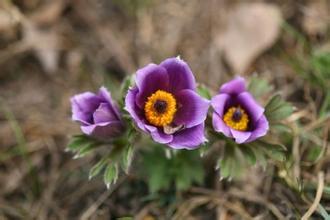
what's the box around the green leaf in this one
[176,172,192,191]
[67,135,91,152]
[319,90,330,118]
[323,185,330,196]
[318,204,330,220]
[272,123,292,133]
[174,150,204,190]
[271,105,293,121]
[239,145,257,165]
[258,140,287,151]
[121,144,134,174]
[263,147,286,162]
[121,75,134,91]
[74,142,100,158]
[217,141,256,180]
[104,163,119,189]
[149,162,171,193]
[141,145,204,193]
[248,76,272,98]
[108,143,126,161]
[265,94,282,112]
[306,146,323,162]
[250,141,286,162]
[232,147,245,176]
[250,145,267,168]
[142,146,171,193]
[219,144,236,179]
[197,84,212,99]
[219,157,230,179]
[310,51,330,89]
[89,156,109,180]
[265,94,293,122]
[119,74,134,106]
[66,135,102,159]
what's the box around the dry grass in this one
[0,0,329,219]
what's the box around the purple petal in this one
[246,115,269,143]
[71,92,101,124]
[98,87,121,119]
[125,88,148,132]
[93,103,118,123]
[160,57,196,93]
[135,64,169,108]
[211,94,230,117]
[145,125,173,144]
[174,89,210,128]
[230,129,251,144]
[81,121,124,139]
[237,92,264,122]
[220,76,246,95]
[212,112,232,138]
[168,124,206,150]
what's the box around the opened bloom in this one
[125,57,209,149]
[211,77,269,144]
[71,87,125,140]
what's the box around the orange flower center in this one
[223,106,249,131]
[144,90,177,127]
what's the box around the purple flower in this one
[125,57,210,149]
[211,77,269,144]
[71,87,125,140]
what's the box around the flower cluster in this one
[71,57,269,148]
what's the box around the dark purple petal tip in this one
[160,57,196,93]
[220,76,246,95]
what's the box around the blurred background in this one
[0,0,329,219]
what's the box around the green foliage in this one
[104,163,119,189]
[120,143,134,174]
[0,99,42,197]
[248,76,273,98]
[218,143,244,179]
[249,140,286,162]
[239,144,257,165]
[319,91,330,118]
[318,204,330,220]
[89,156,109,180]
[67,130,136,189]
[281,38,330,117]
[305,145,323,162]
[218,140,286,179]
[310,51,330,89]
[66,135,102,158]
[142,145,204,193]
[197,84,212,99]
[118,74,135,107]
[265,94,294,123]
[89,142,133,189]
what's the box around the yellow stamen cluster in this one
[144,90,177,127]
[223,106,249,131]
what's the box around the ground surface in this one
[0,0,329,219]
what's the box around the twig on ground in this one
[80,177,126,220]
[228,188,286,220]
[301,172,324,220]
